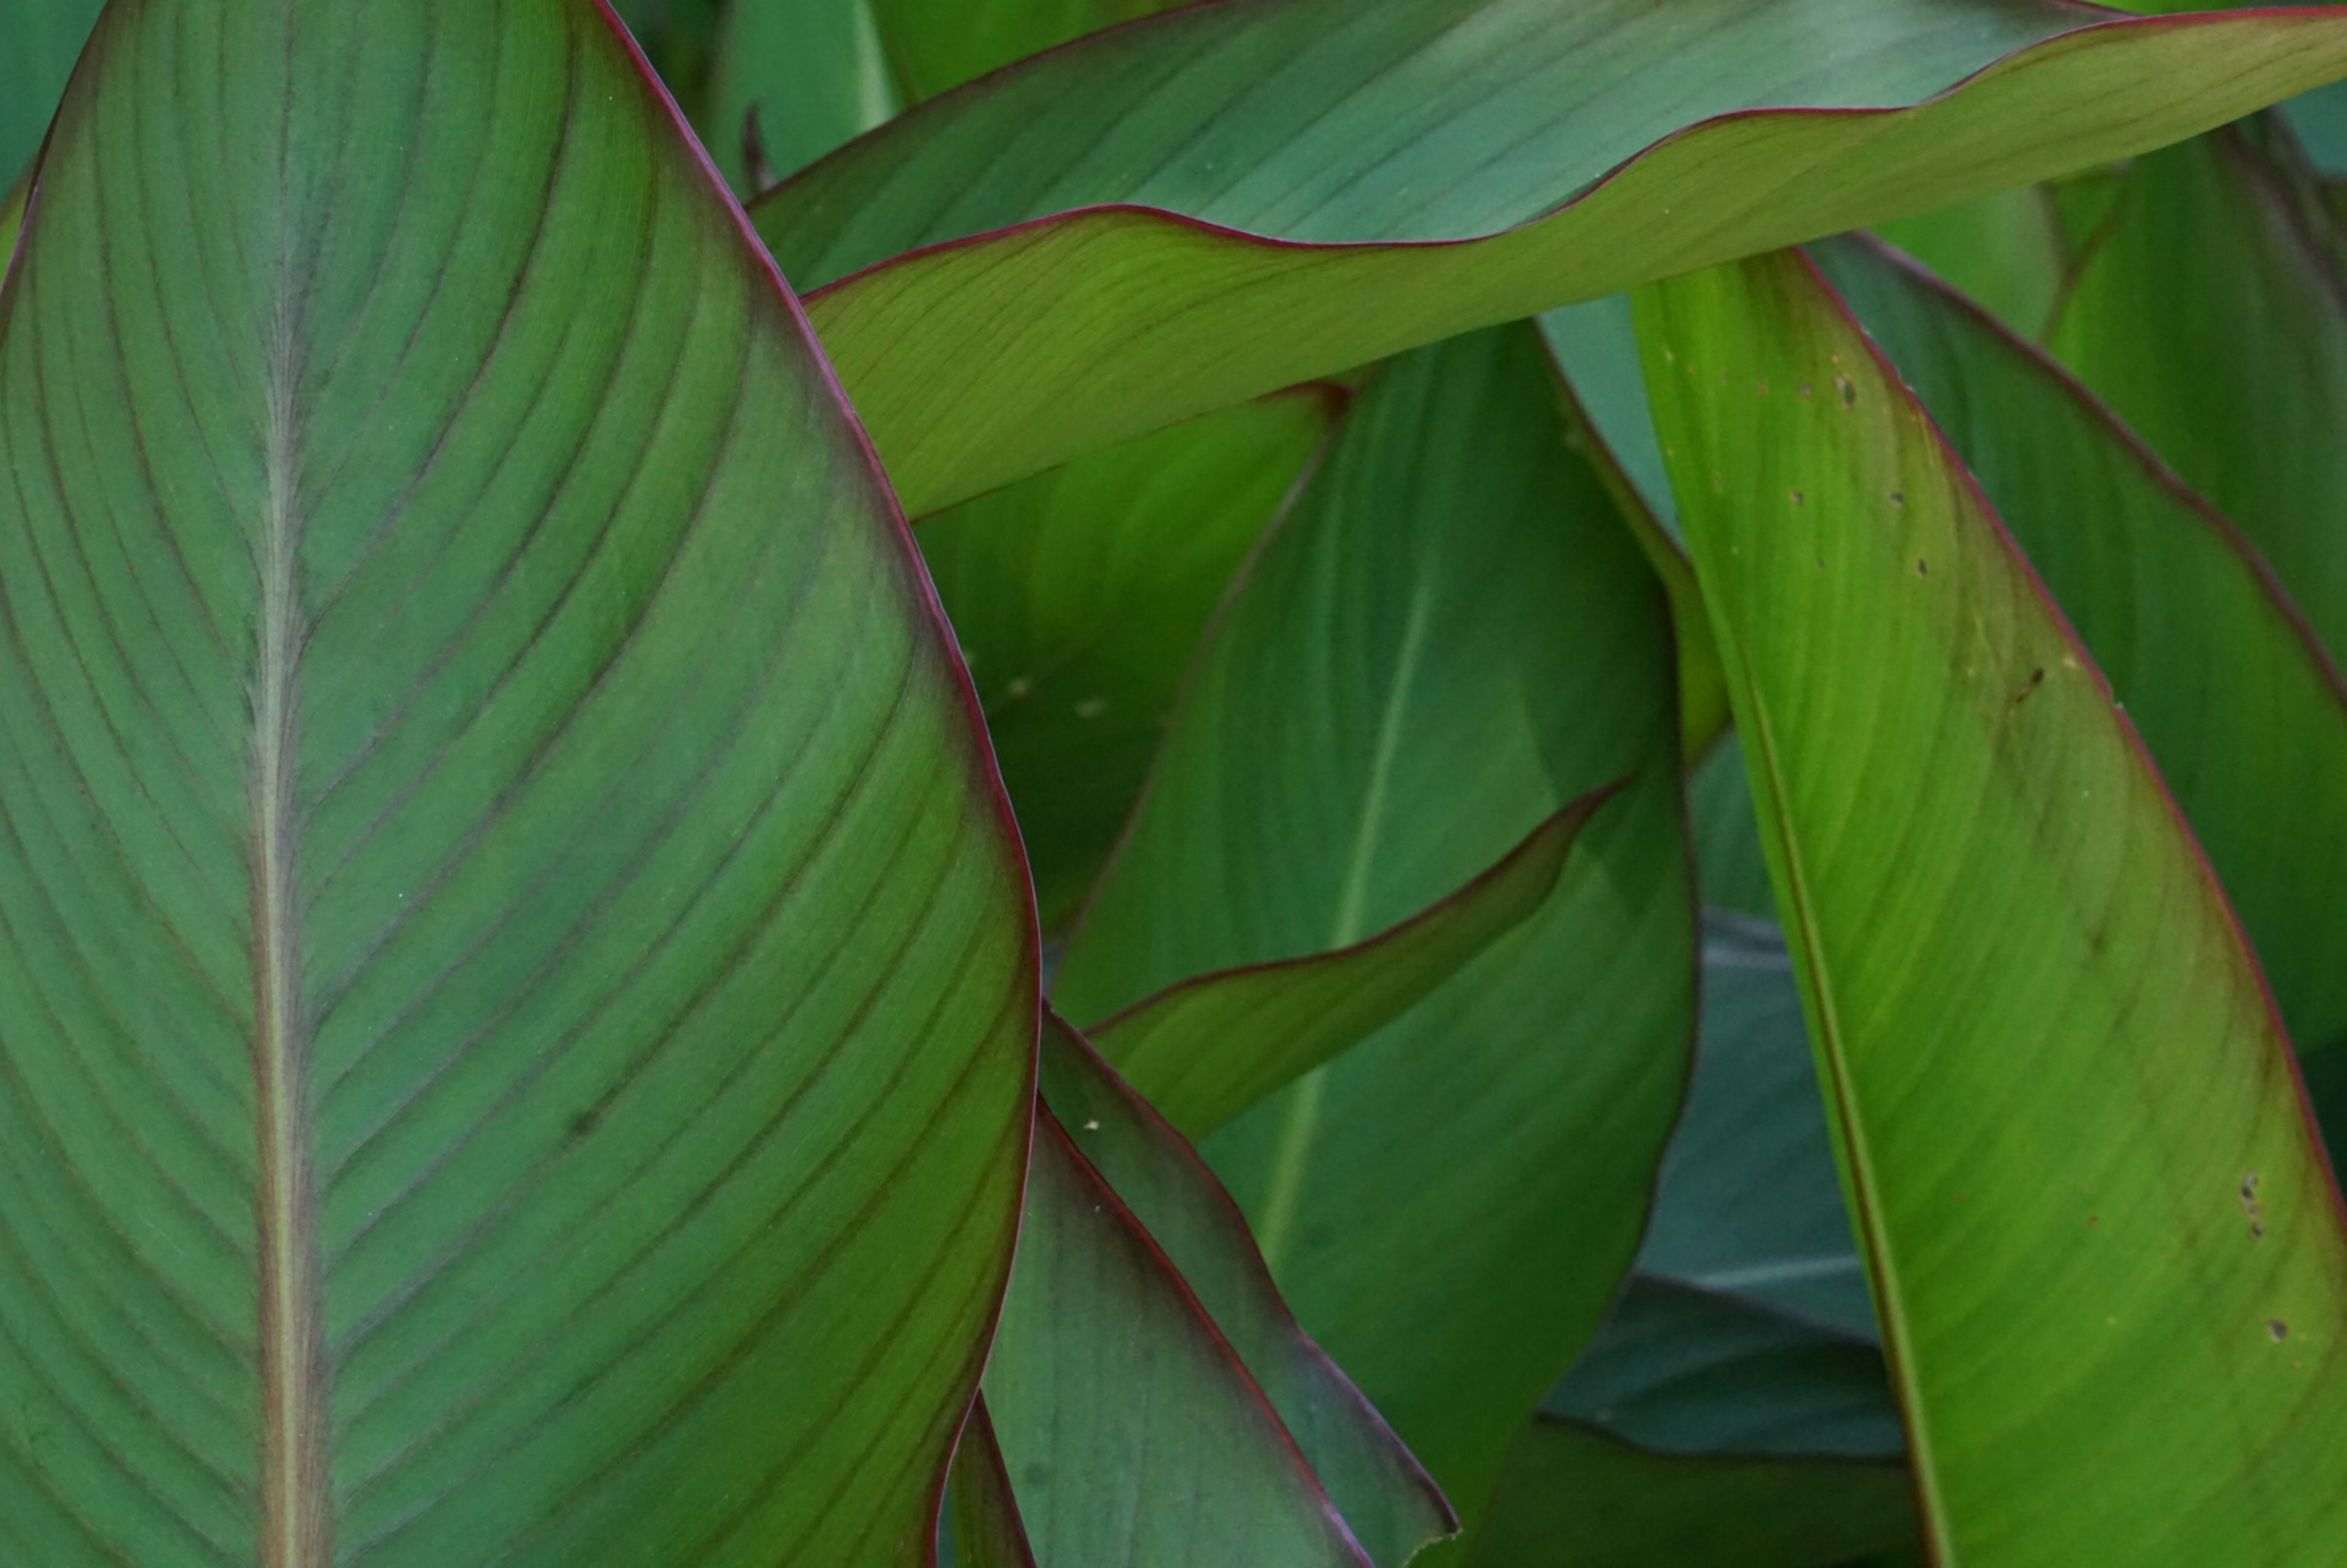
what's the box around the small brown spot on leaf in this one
[1757,379,1769,395]
[2013,668,2046,707]
[1916,560,1929,576]
[1890,491,1905,508]
[1835,376,1857,408]
[1789,490,1804,505]
[2271,1319,2290,1342]
[2088,1215,2099,1228]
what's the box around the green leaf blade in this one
[0,1,1036,1561]
[1639,248,2347,1563]
[752,1,2347,511]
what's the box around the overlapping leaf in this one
[1038,1017,1454,1567]
[1816,231,2347,1061]
[2050,119,2347,676]
[0,0,103,185]
[918,387,1333,927]
[1639,247,2347,1563]
[1086,794,1605,1141]
[0,1,1036,1561]
[747,0,2347,512]
[1056,323,1695,1540]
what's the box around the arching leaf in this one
[751,0,2347,512]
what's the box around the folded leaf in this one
[947,1399,1041,1568]
[919,386,1335,928]
[984,1111,1373,1568]
[1041,1015,1455,1567]
[1639,247,2347,1564]
[0,2,1037,1562]
[1085,791,1608,1141]
[1466,1420,1923,1568]
[750,0,2347,511]
[2050,120,2347,674]
[1055,323,1694,1540]
[0,0,102,185]
[1815,230,2347,1059]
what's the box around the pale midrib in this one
[254,274,328,1567]
[1252,567,1438,1272]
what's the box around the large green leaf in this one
[869,0,1174,103]
[918,386,1334,928]
[1813,232,2347,1059]
[747,0,2347,513]
[2049,120,2347,674]
[1040,1016,1455,1567]
[983,1110,1373,1568]
[1466,1420,1923,1568]
[1085,793,1606,1141]
[1639,248,2347,1563]
[0,0,103,185]
[1054,323,1694,1537]
[0,1,1037,1562]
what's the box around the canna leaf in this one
[946,1400,1041,1568]
[1638,247,2347,1564]
[706,0,899,194]
[1040,1015,1455,1568]
[869,0,1175,103]
[749,0,2347,513]
[982,1110,1374,1568]
[1466,1419,1923,1568]
[2049,120,2347,676]
[1815,230,2347,1060]
[0,0,103,186]
[1084,791,1609,1141]
[1054,322,1694,1541]
[0,1,1037,1563]
[919,386,1335,928]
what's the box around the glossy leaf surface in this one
[1085,794,1606,1141]
[1056,323,1694,1534]
[1816,232,2347,1060]
[0,1,1036,1561]
[752,0,2347,511]
[919,387,1332,928]
[1040,1016,1454,1568]
[1467,1421,1922,1568]
[1640,248,2347,1564]
[2050,122,2347,675]
[983,1113,1372,1568]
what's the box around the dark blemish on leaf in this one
[2271,1319,2290,1342]
[2088,1216,2099,1228]
[1757,379,1769,395]
[1890,491,1906,507]
[2013,667,2046,706]
[1917,560,1929,576]
[1835,376,1857,407]
[2241,1171,2265,1237]
[1799,383,1813,398]
[1789,490,1804,506]
[569,1107,604,1139]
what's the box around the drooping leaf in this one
[707,0,900,195]
[748,0,2347,512]
[1639,247,2347,1563]
[1637,914,1875,1340]
[983,1111,1373,1568]
[1466,1420,1923,1568]
[919,386,1335,928]
[947,1400,1040,1568]
[2049,119,2347,669]
[0,0,103,186]
[1815,230,2347,1061]
[1055,323,1695,1539]
[1040,1016,1455,1568]
[0,1,1038,1563]
[1085,793,1609,1141]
